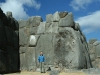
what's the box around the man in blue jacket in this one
[38,51,45,73]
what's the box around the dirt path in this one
[4,71,88,75]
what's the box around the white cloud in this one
[70,0,93,11]
[0,0,41,19]
[75,10,100,34]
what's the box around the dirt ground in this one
[4,71,88,75]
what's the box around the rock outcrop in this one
[0,8,19,73]
[0,7,95,73]
[88,39,100,68]
[19,11,92,71]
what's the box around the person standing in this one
[38,51,45,73]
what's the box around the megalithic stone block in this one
[53,11,60,22]
[59,11,68,18]
[29,35,40,47]
[27,16,43,27]
[0,19,7,51]
[6,11,12,17]
[37,22,46,34]
[59,12,75,27]
[46,14,53,23]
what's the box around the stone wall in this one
[88,39,100,68]
[0,7,96,73]
[19,11,92,71]
[0,8,19,73]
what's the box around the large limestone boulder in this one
[54,27,91,69]
[53,11,60,22]
[25,47,36,71]
[95,43,100,58]
[88,39,100,68]
[75,23,80,31]
[5,26,14,46]
[29,27,38,35]
[19,47,26,54]
[36,34,55,65]
[20,47,36,71]
[18,20,28,28]
[6,11,12,17]
[19,27,30,46]
[20,53,26,70]
[46,14,53,23]
[27,16,43,27]
[45,22,58,34]
[59,11,68,18]
[37,22,45,34]
[7,46,19,72]
[0,50,8,73]
[59,12,74,27]
[13,31,19,50]
[0,19,7,51]
[29,35,40,47]
[89,39,97,44]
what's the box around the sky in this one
[0,0,100,41]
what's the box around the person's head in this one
[40,51,43,55]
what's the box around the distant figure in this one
[38,51,45,73]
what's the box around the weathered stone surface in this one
[27,16,43,27]
[55,27,91,69]
[46,14,53,23]
[45,22,58,33]
[5,26,14,46]
[53,11,60,22]
[0,8,19,73]
[10,18,18,30]
[6,11,12,17]
[88,39,100,68]
[19,47,26,54]
[45,23,52,33]
[59,11,68,18]
[90,54,96,61]
[89,39,97,44]
[37,22,45,34]
[59,12,74,27]
[13,18,19,31]
[13,31,19,50]
[29,35,40,47]
[20,53,26,70]
[0,50,8,73]
[75,23,80,31]
[7,46,19,72]
[52,22,58,33]
[19,27,29,46]
[93,41,100,46]
[95,44,100,58]
[25,47,36,71]
[0,19,7,51]
[36,34,55,65]
[29,27,37,35]
[18,20,28,28]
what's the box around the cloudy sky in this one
[0,0,100,41]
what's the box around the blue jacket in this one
[38,55,45,62]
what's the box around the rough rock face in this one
[19,16,43,71]
[0,7,94,73]
[0,8,19,73]
[88,39,100,68]
[19,11,92,71]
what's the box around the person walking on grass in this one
[38,51,45,73]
